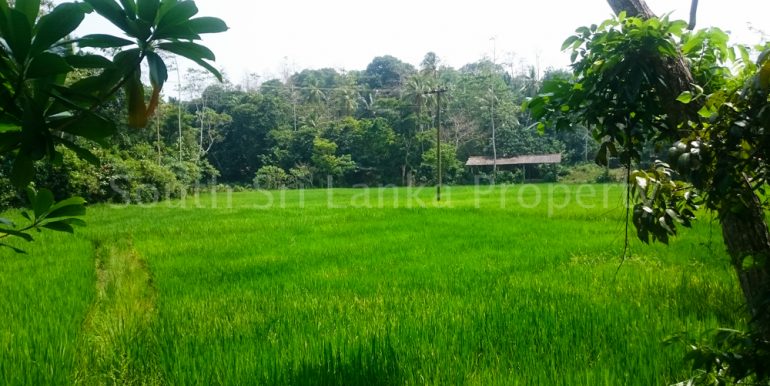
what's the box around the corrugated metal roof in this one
[465,154,562,166]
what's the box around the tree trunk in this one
[607,0,698,130]
[720,185,770,337]
[606,0,655,17]
[607,0,770,338]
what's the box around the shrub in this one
[289,164,313,188]
[254,166,290,190]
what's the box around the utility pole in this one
[425,87,447,201]
[156,109,162,166]
[490,88,497,183]
[490,36,498,184]
[174,57,183,162]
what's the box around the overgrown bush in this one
[495,170,523,184]
[289,164,313,188]
[0,146,226,207]
[254,166,290,190]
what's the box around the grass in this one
[560,164,627,184]
[0,231,94,385]
[74,238,161,385]
[0,184,745,385]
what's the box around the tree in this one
[194,107,230,160]
[451,59,522,174]
[332,73,359,118]
[420,52,440,78]
[0,0,227,250]
[402,72,435,141]
[323,117,398,184]
[420,143,462,184]
[210,93,290,182]
[363,55,415,90]
[527,1,770,381]
[311,137,355,184]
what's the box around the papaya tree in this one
[0,0,227,251]
[526,1,769,382]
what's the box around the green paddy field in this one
[0,185,744,385]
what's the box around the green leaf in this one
[659,216,674,235]
[737,45,751,66]
[2,9,33,61]
[125,67,147,128]
[0,229,33,242]
[46,203,86,219]
[0,217,15,227]
[151,23,199,40]
[66,70,123,97]
[187,56,221,82]
[635,176,648,190]
[66,218,87,227]
[187,16,228,34]
[697,105,715,119]
[595,142,608,166]
[561,35,579,51]
[682,34,704,55]
[56,137,101,164]
[665,209,682,223]
[0,243,28,254]
[82,0,132,35]
[523,96,545,118]
[10,152,34,187]
[0,123,20,133]
[33,188,54,218]
[156,0,177,19]
[13,0,40,26]
[25,186,36,205]
[676,91,693,104]
[56,112,117,141]
[31,3,86,55]
[118,0,137,19]
[759,60,770,92]
[157,41,221,81]
[157,41,214,61]
[27,52,72,78]
[65,54,115,69]
[126,18,151,40]
[146,51,167,88]
[42,221,74,233]
[757,48,769,67]
[49,85,98,108]
[156,0,197,31]
[48,196,87,213]
[665,20,688,36]
[137,0,159,23]
[72,34,134,48]
[656,41,678,57]
[112,47,142,68]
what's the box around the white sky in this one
[70,0,769,85]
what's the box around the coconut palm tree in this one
[333,75,359,118]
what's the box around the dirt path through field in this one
[73,237,162,385]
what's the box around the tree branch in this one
[606,0,699,129]
[606,0,655,18]
[688,0,699,30]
